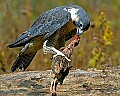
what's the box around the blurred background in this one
[0,0,120,74]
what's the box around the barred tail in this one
[11,52,36,72]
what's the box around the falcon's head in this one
[66,5,90,36]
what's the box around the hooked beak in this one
[77,27,83,36]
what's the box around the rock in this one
[0,66,120,96]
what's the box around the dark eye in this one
[80,21,83,29]
[80,24,83,27]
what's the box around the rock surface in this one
[0,66,120,96]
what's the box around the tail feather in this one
[11,52,37,72]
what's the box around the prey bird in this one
[50,35,80,95]
[7,5,90,72]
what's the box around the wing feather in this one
[8,7,71,48]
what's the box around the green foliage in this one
[103,21,113,45]
[89,12,113,68]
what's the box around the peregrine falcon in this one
[7,5,90,72]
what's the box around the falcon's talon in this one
[43,40,71,61]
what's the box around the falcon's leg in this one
[43,40,71,61]
[52,47,71,61]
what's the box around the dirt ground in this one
[0,66,120,96]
